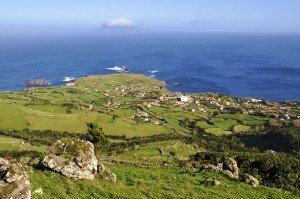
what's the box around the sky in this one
[0,0,300,34]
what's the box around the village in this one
[66,77,300,129]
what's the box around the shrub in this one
[86,122,108,145]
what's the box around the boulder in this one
[158,147,164,155]
[222,157,239,179]
[98,163,117,183]
[200,177,220,187]
[222,170,236,179]
[202,157,239,179]
[42,139,98,180]
[265,149,276,156]
[204,163,223,172]
[0,158,31,199]
[42,139,117,183]
[25,79,48,86]
[245,175,259,187]
[33,187,43,195]
[214,179,221,186]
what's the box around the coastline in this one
[1,73,299,103]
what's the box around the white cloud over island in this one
[101,18,149,33]
[103,18,135,27]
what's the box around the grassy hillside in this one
[0,74,299,198]
[0,74,172,136]
[1,74,298,137]
[29,166,298,199]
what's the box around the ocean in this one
[0,33,299,102]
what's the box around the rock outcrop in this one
[42,139,116,182]
[222,157,239,179]
[203,157,239,179]
[245,175,259,187]
[0,158,31,199]
[204,163,223,172]
[98,163,117,183]
[42,139,98,180]
[25,79,48,86]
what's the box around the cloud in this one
[103,18,135,27]
[101,18,149,33]
[186,20,211,25]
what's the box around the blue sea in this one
[0,33,299,102]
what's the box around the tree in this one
[86,122,107,145]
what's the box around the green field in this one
[116,140,198,163]
[0,74,176,137]
[1,74,299,198]
[0,74,297,137]
[29,165,298,199]
[0,135,47,151]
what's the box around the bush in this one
[0,129,79,146]
[191,151,300,194]
[86,122,108,145]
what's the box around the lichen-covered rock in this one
[0,158,31,199]
[42,139,98,180]
[222,157,239,179]
[245,175,259,187]
[204,163,223,172]
[202,157,239,179]
[98,163,117,183]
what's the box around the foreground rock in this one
[42,139,98,180]
[25,79,48,86]
[245,175,259,187]
[0,158,31,199]
[42,139,116,182]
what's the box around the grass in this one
[101,118,172,138]
[116,140,197,163]
[0,74,299,198]
[27,104,67,114]
[205,128,232,136]
[212,118,238,131]
[0,135,47,152]
[218,114,267,126]
[196,121,214,129]
[233,125,251,133]
[25,111,99,133]
[29,165,299,199]
[0,74,273,137]
[0,101,28,130]
[0,75,174,137]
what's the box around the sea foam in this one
[63,77,76,82]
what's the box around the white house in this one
[180,95,190,102]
